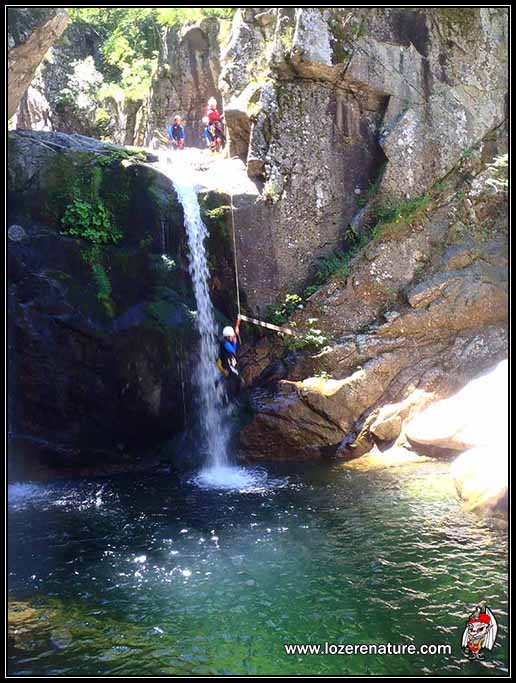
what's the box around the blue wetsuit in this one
[168,124,185,143]
[224,339,238,356]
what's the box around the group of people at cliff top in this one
[167,96,225,152]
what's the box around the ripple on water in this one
[8,461,508,676]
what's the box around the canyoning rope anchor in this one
[229,194,298,337]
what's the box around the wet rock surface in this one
[7,131,201,474]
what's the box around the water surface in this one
[8,460,508,676]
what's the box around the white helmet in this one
[223,326,235,338]
[208,96,217,107]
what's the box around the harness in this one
[217,338,239,377]
[208,120,224,140]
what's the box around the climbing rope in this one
[229,196,298,337]
[229,192,241,318]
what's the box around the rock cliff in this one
[220,7,508,310]
[8,8,70,120]
[7,8,508,508]
[7,132,233,477]
[237,122,508,515]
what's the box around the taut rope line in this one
[229,192,241,318]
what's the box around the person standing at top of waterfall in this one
[206,97,222,124]
[168,115,185,150]
[205,97,226,147]
[217,316,243,398]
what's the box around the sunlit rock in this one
[405,361,508,451]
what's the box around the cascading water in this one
[155,152,261,489]
[172,171,230,469]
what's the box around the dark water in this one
[8,460,508,676]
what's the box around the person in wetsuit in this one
[168,114,185,149]
[217,317,243,399]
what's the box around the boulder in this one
[452,447,508,514]
[343,445,431,471]
[405,360,508,450]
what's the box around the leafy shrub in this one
[81,246,114,316]
[303,285,319,299]
[92,264,112,303]
[284,319,329,352]
[262,179,281,203]
[314,251,351,286]
[61,198,122,244]
[267,293,303,325]
[372,193,431,240]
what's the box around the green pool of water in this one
[8,460,508,676]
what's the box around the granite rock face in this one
[7,131,197,475]
[238,126,508,464]
[218,7,508,310]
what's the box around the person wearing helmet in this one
[206,96,222,124]
[205,97,225,149]
[168,114,185,150]
[217,316,243,398]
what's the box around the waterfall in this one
[172,172,230,469]
[154,151,264,489]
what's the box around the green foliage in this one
[96,148,147,166]
[69,8,235,103]
[356,176,383,208]
[262,179,281,203]
[314,251,351,286]
[53,152,136,245]
[199,193,231,244]
[81,245,114,316]
[280,25,295,51]
[267,294,303,326]
[155,7,234,27]
[284,319,329,352]
[92,264,113,309]
[205,205,231,219]
[81,244,101,266]
[61,197,121,244]
[302,285,319,299]
[310,229,371,289]
[372,193,431,240]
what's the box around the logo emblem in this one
[461,603,498,660]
